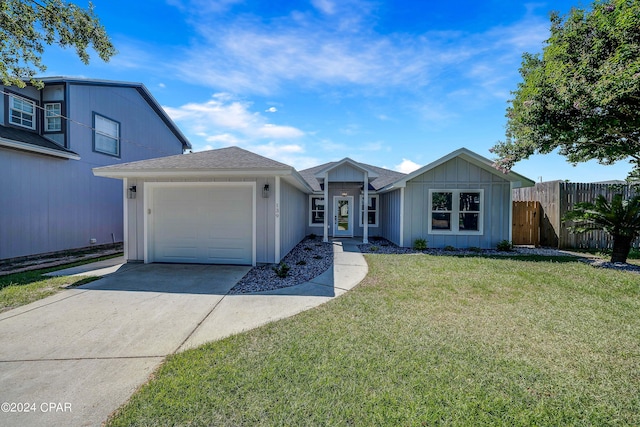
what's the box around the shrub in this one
[313,255,323,260]
[296,260,307,266]
[273,262,290,278]
[444,245,456,251]
[309,233,317,239]
[468,246,482,253]
[497,240,513,251]
[413,238,428,250]
[369,245,379,252]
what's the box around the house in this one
[0,78,191,261]
[93,146,533,266]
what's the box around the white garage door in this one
[149,184,254,265]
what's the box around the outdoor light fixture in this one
[341,191,348,197]
[127,185,137,199]
[262,184,270,198]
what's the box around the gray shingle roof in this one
[96,146,294,171]
[0,125,79,157]
[299,161,406,192]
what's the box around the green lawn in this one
[107,254,639,426]
[0,256,119,312]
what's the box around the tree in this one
[491,0,640,179]
[0,0,116,89]
[563,194,640,263]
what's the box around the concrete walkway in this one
[0,239,367,427]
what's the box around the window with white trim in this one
[359,194,378,227]
[94,113,120,156]
[309,196,325,226]
[45,103,62,131]
[429,189,483,234]
[9,95,36,129]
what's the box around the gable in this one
[328,163,370,182]
[408,157,505,184]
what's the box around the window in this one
[9,95,36,129]
[309,196,325,226]
[360,195,378,227]
[94,113,120,156]
[45,103,62,131]
[429,190,483,234]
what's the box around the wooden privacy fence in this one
[512,201,540,246]
[513,181,640,249]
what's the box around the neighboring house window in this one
[93,113,120,156]
[9,95,36,129]
[429,190,483,234]
[360,195,379,227]
[309,196,325,226]
[45,103,62,131]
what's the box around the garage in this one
[146,183,255,265]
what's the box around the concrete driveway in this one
[0,241,366,427]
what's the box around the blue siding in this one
[0,83,185,260]
[379,189,402,245]
[279,179,306,261]
[402,157,511,249]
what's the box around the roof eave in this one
[0,137,80,160]
[94,167,298,180]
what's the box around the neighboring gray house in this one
[93,146,533,266]
[1,78,190,261]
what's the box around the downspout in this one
[323,172,329,243]
[275,176,281,262]
[509,182,514,243]
[399,187,405,247]
[363,171,369,244]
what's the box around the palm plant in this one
[563,194,640,263]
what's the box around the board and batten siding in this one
[379,189,402,246]
[125,177,277,264]
[402,157,511,249]
[278,179,307,261]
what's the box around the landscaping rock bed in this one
[359,237,640,273]
[230,236,334,294]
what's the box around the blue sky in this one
[41,0,633,181]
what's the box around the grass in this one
[107,254,639,426]
[0,255,119,312]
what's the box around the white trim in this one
[275,177,281,262]
[428,189,484,235]
[0,137,80,160]
[359,194,379,228]
[44,102,62,131]
[399,187,405,247]
[509,182,514,243]
[143,181,257,266]
[123,179,129,262]
[333,196,354,237]
[308,194,326,227]
[323,172,329,242]
[9,94,36,130]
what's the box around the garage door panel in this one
[150,185,253,265]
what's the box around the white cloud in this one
[265,107,278,113]
[311,0,336,15]
[163,93,305,148]
[395,159,421,174]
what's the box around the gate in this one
[512,201,540,246]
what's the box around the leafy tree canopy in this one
[0,0,116,88]
[491,0,640,180]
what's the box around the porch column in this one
[363,171,369,244]
[323,172,329,242]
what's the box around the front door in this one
[333,196,353,237]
